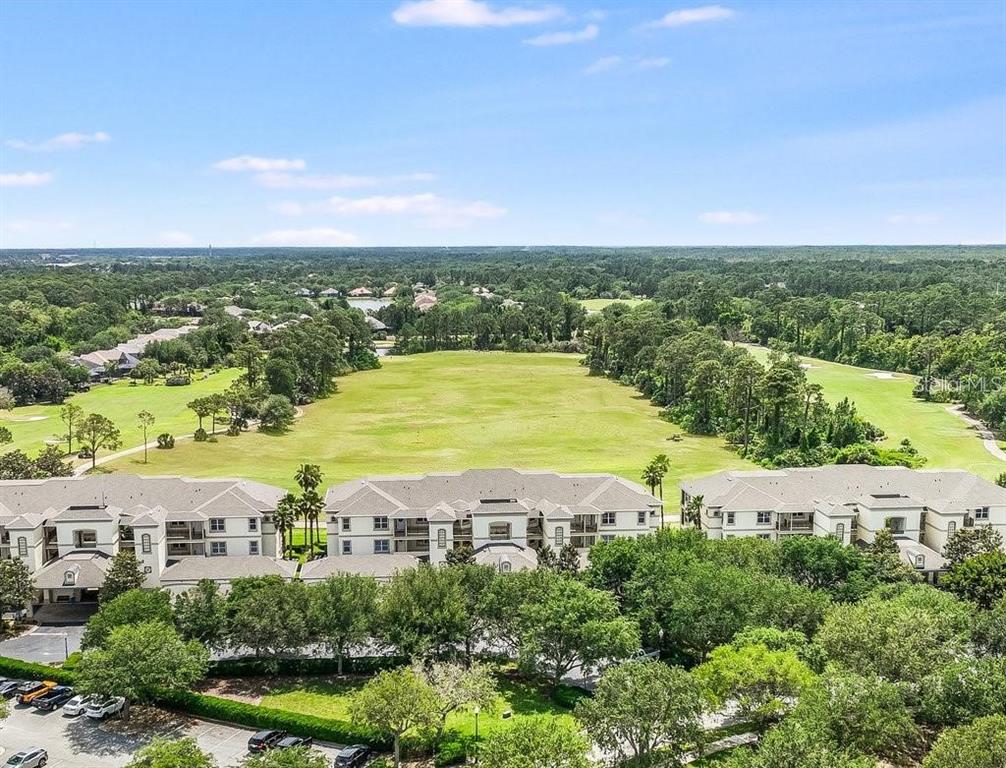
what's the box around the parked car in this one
[0,678,22,698]
[4,748,48,768]
[32,685,75,711]
[16,681,55,705]
[334,745,372,767]
[84,695,126,720]
[248,730,288,753]
[276,735,313,749]
[62,692,101,717]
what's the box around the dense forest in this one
[0,246,1003,471]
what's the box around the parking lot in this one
[0,703,347,766]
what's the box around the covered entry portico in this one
[33,550,110,606]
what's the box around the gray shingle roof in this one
[0,476,285,522]
[160,555,296,583]
[300,553,420,581]
[325,469,659,517]
[682,466,1006,513]
[34,551,111,590]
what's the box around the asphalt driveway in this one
[0,626,83,664]
[0,703,346,766]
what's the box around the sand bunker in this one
[1,414,49,422]
[867,372,897,380]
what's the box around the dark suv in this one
[334,745,372,767]
[32,686,75,712]
[248,730,288,753]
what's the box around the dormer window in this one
[63,570,76,586]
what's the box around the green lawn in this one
[579,297,648,312]
[743,345,1002,479]
[259,671,579,741]
[104,352,751,510]
[1,369,242,460]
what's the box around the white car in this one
[84,695,126,720]
[4,748,48,768]
[63,692,102,717]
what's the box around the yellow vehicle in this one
[17,681,56,705]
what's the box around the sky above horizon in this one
[1,0,1004,249]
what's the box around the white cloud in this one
[158,230,195,246]
[0,171,53,187]
[645,5,735,29]
[584,55,622,74]
[278,192,506,228]
[637,56,670,70]
[392,0,562,27]
[6,131,110,152]
[251,227,360,246]
[212,155,307,172]
[699,210,763,224]
[524,24,598,46]
[256,171,436,190]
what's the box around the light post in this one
[59,633,69,660]
[473,704,480,765]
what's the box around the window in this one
[835,523,845,542]
[947,521,956,538]
[725,511,735,526]
[73,530,97,549]
[342,540,352,555]
[500,561,512,573]
[210,541,227,556]
[437,529,447,549]
[209,518,225,533]
[601,534,615,542]
[756,511,772,525]
[17,537,27,556]
[373,516,389,531]
[248,518,258,532]
[248,541,259,555]
[555,526,564,547]
[374,539,390,554]
[341,517,351,532]
[637,511,647,525]
[601,512,616,526]
[976,507,990,520]
[141,534,151,554]
[143,566,152,574]
[489,522,512,540]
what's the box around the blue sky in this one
[1,0,1004,248]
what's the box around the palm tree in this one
[299,489,324,559]
[274,493,297,559]
[641,461,661,496]
[652,453,670,500]
[684,494,704,528]
[294,463,323,554]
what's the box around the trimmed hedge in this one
[156,689,391,749]
[207,655,407,678]
[0,656,76,685]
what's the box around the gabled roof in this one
[326,469,660,518]
[682,466,1006,513]
[34,551,111,590]
[300,553,420,581]
[160,555,297,584]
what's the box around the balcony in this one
[571,521,598,534]
[166,523,205,540]
[395,539,430,554]
[571,535,596,549]
[776,513,814,534]
[395,520,430,538]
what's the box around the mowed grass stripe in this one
[103,352,752,506]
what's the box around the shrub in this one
[156,433,175,449]
[193,428,208,442]
[0,656,75,684]
[165,375,191,387]
[207,655,407,678]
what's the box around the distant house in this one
[222,305,250,318]
[319,288,340,298]
[472,286,495,299]
[365,315,388,333]
[413,291,438,312]
[382,285,398,297]
[349,287,374,297]
[294,288,314,297]
[74,324,198,379]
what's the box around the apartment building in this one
[681,466,1006,577]
[324,468,662,567]
[0,475,286,604]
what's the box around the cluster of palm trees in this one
[273,463,325,559]
[641,454,669,530]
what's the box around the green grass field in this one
[743,345,1002,479]
[104,352,751,508]
[1,369,242,459]
[579,297,648,312]
[259,671,578,741]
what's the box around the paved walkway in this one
[947,405,1006,462]
[73,408,304,476]
[683,732,758,764]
